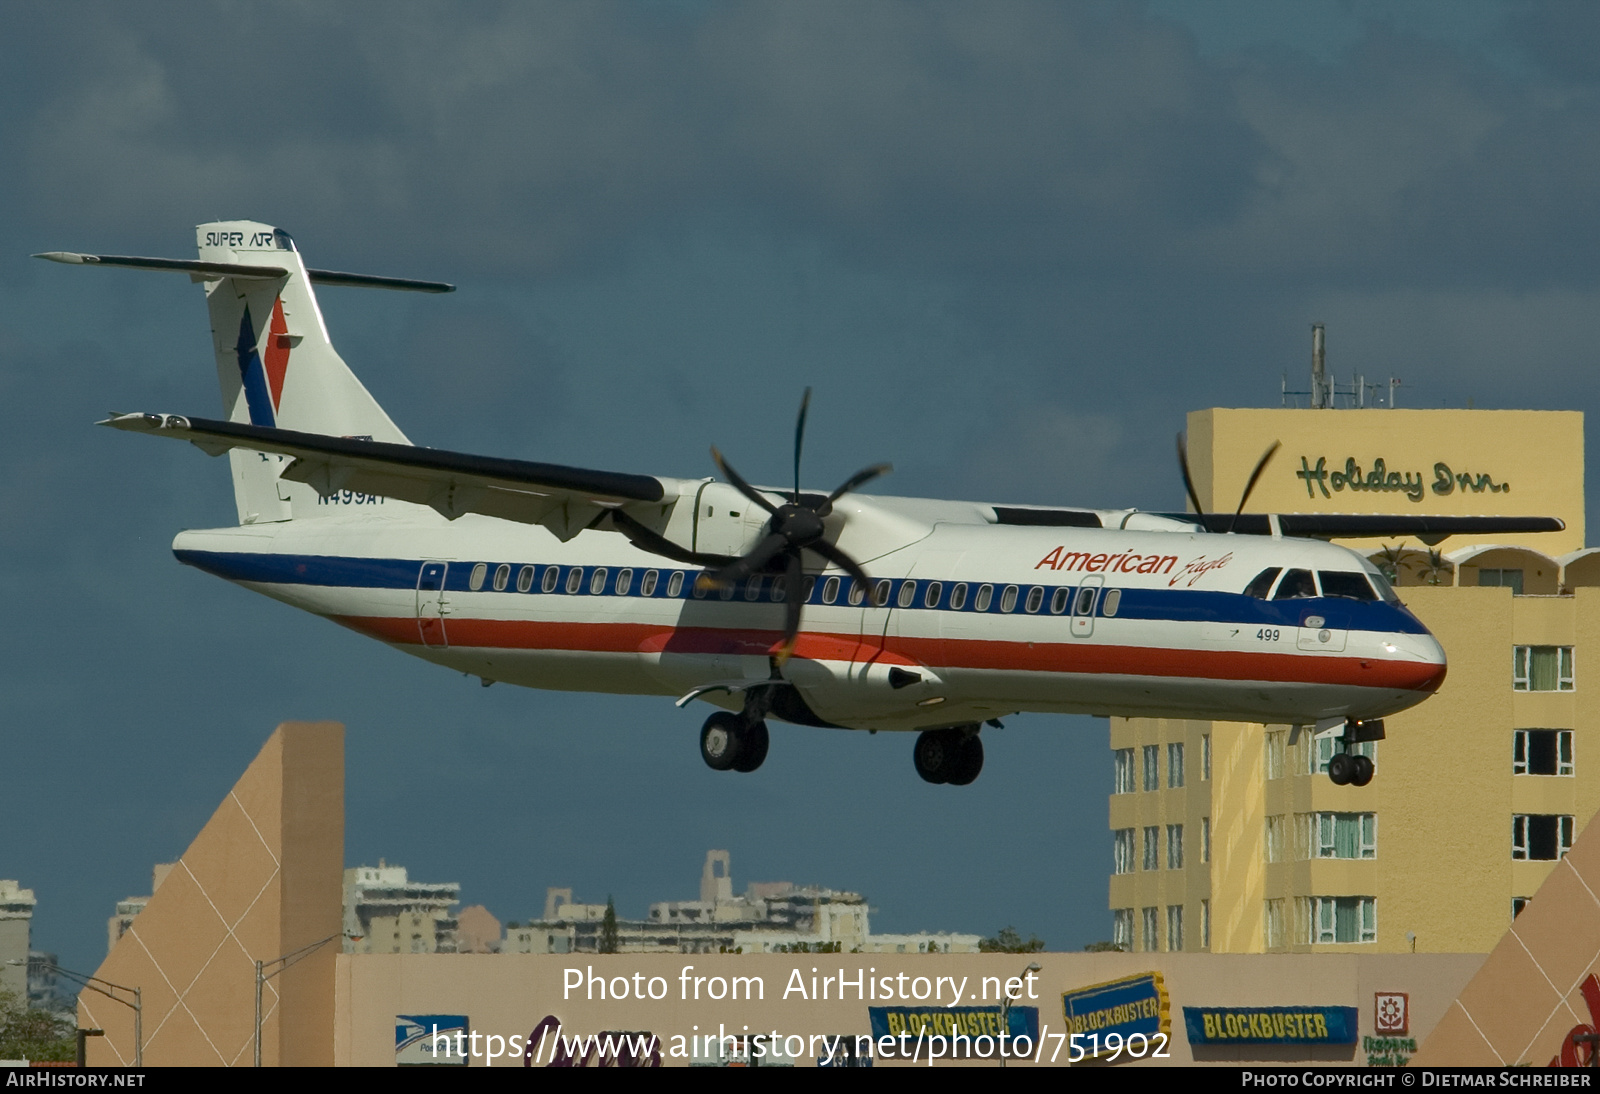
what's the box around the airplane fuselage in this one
[172,495,1446,734]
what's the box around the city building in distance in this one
[1110,342,1596,954]
[503,850,980,955]
[0,880,35,1001]
[342,861,461,954]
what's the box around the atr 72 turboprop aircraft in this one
[38,222,1565,787]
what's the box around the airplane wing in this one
[100,412,704,543]
[1164,512,1566,543]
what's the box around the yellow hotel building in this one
[1109,407,1600,955]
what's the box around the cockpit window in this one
[1243,567,1281,599]
[1318,571,1378,601]
[1272,569,1318,600]
[1368,570,1401,604]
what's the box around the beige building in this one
[1109,405,1596,955]
[0,880,35,1001]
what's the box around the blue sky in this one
[5,1,1600,975]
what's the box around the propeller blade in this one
[703,532,791,589]
[825,462,893,506]
[777,551,805,663]
[1176,432,1206,521]
[608,509,737,567]
[809,538,871,591]
[710,446,781,516]
[792,387,811,504]
[1228,440,1282,534]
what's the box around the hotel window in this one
[1479,568,1524,595]
[1201,900,1211,950]
[1294,898,1313,946]
[1512,814,1574,860]
[1202,817,1211,863]
[1167,743,1185,788]
[1310,736,1375,775]
[1316,813,1377,859]
[1514,646,1574,691]
[1112,909,1134,951]
[1514,730,1574,776]
[1265,815,1286,863]
[1314,896,1377,944]
[1202,734,1211,780]
[1142,907,1159,952]
[1113,829,1136,875]
[1264,899,1285,950]
[1113,748,1136,794]
[1167,824,1184,870]
[1265,730,1286,780]
[1167,905,1184,952]
[1143,745,1160,791]
[1143,827,1160,871]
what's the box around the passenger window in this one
[975,584,994,612]
[1000,585,1019,613]
[641,569,659,596]
[823,576,841,604]
[1318,571,1378,601]
[692,573,709,598]
[541,566,560,593]
[1075,587,1097,615]
[1243,567,1281,599]
[719,581,736,600]
[1050,587,1070,614]
[744,578,763,601]
[666,571,684,597]
[493,563,510,592]
[1025,587,1044,613]
[770,577,787,602]
[950,583,968,610]
[923,582,942,609]
[898,582,916,608]
[848,580,866,606]
[615,568,633,596]
[1103,589,1122,617]
[1272,569,1317,600]
[517,565,535,593]
[589,568,607,595]
[469,563,488,591]
[803,576,817,601]
[873,579,892,607]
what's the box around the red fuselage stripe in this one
[333,615,1445,692]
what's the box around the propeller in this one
[1176,433,1281,533]
[703,388,891,659]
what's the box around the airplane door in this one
[1071,575,1104,637]
[417,561,450,648]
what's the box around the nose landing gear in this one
[913,726,984,785]
[1326,718,1383,786]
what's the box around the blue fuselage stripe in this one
[175,549,1430,635]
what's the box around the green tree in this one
[598,896,619,954]
[1081,940,1125,953]
[979,927,1045,954]
[0,988,75,1063]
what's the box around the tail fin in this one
[196,220,408,524]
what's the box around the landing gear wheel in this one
[914,728,962,784]
[946,735,984,786]
[700,712,744,772]
[1350,753,1374,787]
[1327,752,1355,786]
[733,720,769,773]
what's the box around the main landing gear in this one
[1326,717,1384,787]
[700,711,770,773]
[914,726,984,786]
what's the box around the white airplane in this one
[39,222,1564,787]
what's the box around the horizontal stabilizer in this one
[33,251,453,293]
[101,412,684,540]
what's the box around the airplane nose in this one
[1386,631,1448,692]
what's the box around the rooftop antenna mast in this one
[1311,323,1328,409]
